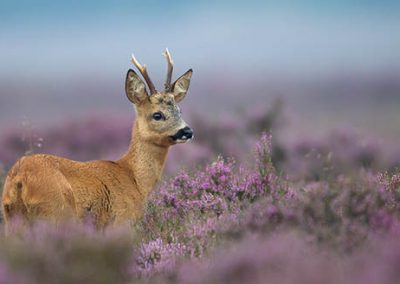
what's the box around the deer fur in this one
[2,50,193,229]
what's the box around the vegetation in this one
[0,105,399,283]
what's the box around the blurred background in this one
[1,0,399,175]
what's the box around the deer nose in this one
[180,126,193,139]
[170,126,194,141]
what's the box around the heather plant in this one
[150,133,280,222]
[129,133,400,280]
[158,172,400,283]
[0,222,133,284]
[130,132,287,274]
[176,229,400,284]
[1,110,400,283]
[285,129,393,181]
[0,261,24,284]
[133,238,188,277]
[225,170,400,251]
[0,116,131,167]
[177,233,342,284]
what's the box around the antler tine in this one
[131,54,157,95]
[163,48,174,92]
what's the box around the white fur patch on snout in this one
[175,135,193,143]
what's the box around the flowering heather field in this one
[0,105,400,283]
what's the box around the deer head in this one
[125,49,193,147]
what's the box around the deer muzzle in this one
[170,126,194,142]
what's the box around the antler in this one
[131,54,157,95]
[163,48,174,92]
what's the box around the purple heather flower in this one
[134,238,187,277]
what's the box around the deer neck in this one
[120,121,169,199]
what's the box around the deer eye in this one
[152,112,164,121]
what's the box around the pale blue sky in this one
[0,0,399,81]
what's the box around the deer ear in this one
[125,69,148,105]
[171,69,192,103]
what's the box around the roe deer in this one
[2,49,193,229]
